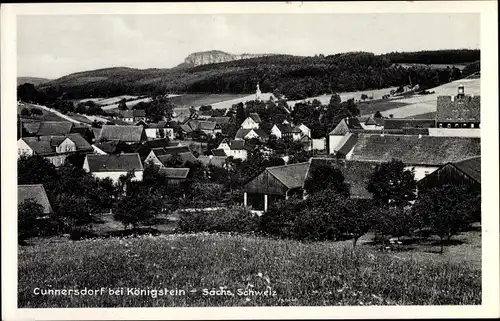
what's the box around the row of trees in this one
[27,50,479,101]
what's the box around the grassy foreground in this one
[18,232,481,307]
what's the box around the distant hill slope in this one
[36,49,480,101]
[17,77,51,86]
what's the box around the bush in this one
[69,226,97,241]
[30,108,43,115]
[20,108,31,116]
[177,205,259,234]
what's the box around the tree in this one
[303,163,350,197]
[146,95,174,122]
[199,105,212,112]
[118,98,128,111]
[374,110,383,118]
[235,102,246,126]
[18,155,58,188]
[371,206,417,246]
[367,159,416,208]
[30,108,43,115]
[114,190,162,229]
[413,184,478,253]
[337,199,373,248]
[20,108,32,117]
[360,94,368,101]
[75,103,87,114]
[18,198,45,242]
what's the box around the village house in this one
[347,133,481,181]
[91,140,133,156]
[436,84,480,129]
[312,137,327,152]
[35,121,74,136]
[18,184,53,215]
[83,153,144,183]
[144,146,197,167]
[270,123,303,141]
[234,128,269,142]
[158,167,191,186]
[179,119,221,138]
[120,109,146,123]
[17,133,93,167]
[96,125,148,144]
[297,123,311,138]
[243,158,374,212]
[417,156,480,192]
[197,155,228,168]
[240,113,262,129]
[328,117,363,154]
[217,139,254,160]
[361,115,385,130]
[142,121,175,140]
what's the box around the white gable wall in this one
[241,117,259,129]
[17,139,34,158]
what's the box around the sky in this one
[17,13,480,79]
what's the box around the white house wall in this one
[312,138,326,151]
[17,139,34,158]
[405,166,440,181]
[91,171,144,184]
[241,118,259,129]
[328,135,345,154]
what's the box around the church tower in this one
[256,82,262,101]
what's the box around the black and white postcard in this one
[2,1,499,320]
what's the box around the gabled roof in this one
[248,113,262,123]
[365,116,384,126]
[36,121,74,136]
[198,121,217,131]
[18,184,53,214]
[98,125,145,142]
[235,128,252,140]
[266,162,311,189]
[93,140,128,154]
[198,155,227,167]
[329,118,363,135]
[275,123,293,133]
[335,133,359,156]
[65,133,93,151]
[211,149,227,157]
[251,129,269,139]
[437,94,480,122]
[384,119,436,129]
[350,134,481,166]
[179,124,193,133]
[453,156,481,183]
[85,153,143,172]
[157,151,197,166]
[210,117,230,125]
[158,167,190,179]
[228,140,248,150]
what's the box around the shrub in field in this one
[370,206,418,246]
[259,197,307,239]
[303,163,350,197]
[413,184,478,253]
[178,205,259,234]
[114,191,162,229]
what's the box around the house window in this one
[439,123,443,128]
[447,124,451,128]
[455,123,459,128]
[471,124,475,128]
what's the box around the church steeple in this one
[256,82,261,100]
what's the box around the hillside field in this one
[17,103,65,122]
[18,229,480,308]
[168,93,250,108]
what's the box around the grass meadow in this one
[18,230,481,308]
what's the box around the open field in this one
[18,229,480,308]
[101,97,153,111]
[17,103,66,121]
[169,93,251,109]
[286,87,399,109]
[403,112,437,120]
[379,78,480,118]
[357,99,410,116]
[396,63,467,70]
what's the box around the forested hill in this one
[36,49,480,101]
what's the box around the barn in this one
[417,156,481,192]
[243,158,374,212]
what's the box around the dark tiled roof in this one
[93,140,131,154]
[267,162,311,189]
[365,116,384,126]
[350,134,481,166]
[329,118,363,135]
[210,117,230,125]
[453,156,481,183]
[158,167,190,179]
[229,140,246,150]
[198,121,217,131]
[85,153,143,172]
[249,113,262,123]
[99,125,146,142]
[253,129,269,139]
[336,133,359,156]
[66,133,93,151]
[384,119,436,129]
[235,128,252,140]
[436,95,480,123]
[211,149,227,156]
[36,121,74,136]
[18,184,53,214]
